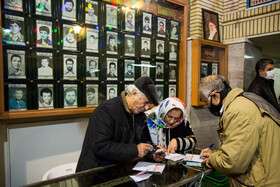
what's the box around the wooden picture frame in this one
[202,9,220,42]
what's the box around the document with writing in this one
[165,153,185,161]
[184,154,204,162]
[132,161,165,173]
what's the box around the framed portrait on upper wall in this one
[169,42,177,61]
[142,12,152,34]
[124,8,135,32]
[36,0,52,16]
[202,9,220,42]
[86,56,99,80]
[157,17,166,38]
[3,15,25,45]
[106,58,118,80]
[7,50,26,79]
[63,24,77,50]
[170,20,179,40]
[156,62,164,81]
[85,0,98,25]
[169,63,176,82]
[37,52,53,79]
[124,34,135,57]
[86,28,99,53]
[106,4,118,29]
[36,20,53,48]
[124,60,135,81]
[4,0,23,11]
[156,84,164,101]
[201,62,208,79]
[63,54,77,80]
[141,37,151,58]
[141,61,150,77]
[156,40,165,59]
[61,0,77,21]
[211,63,219,75]
[106,31,118,55]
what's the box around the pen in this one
[209,144,214,149]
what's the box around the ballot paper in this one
[165,153,185,161]
[184,154,204,163]
[130,171,153,182]
[132,161,165,173]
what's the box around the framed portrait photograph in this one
[36,20,53,48]
[169,42,177,61]
[202,9,220,42]
[3,15,25,45]
[4,0,23,11]
[63,84,78,108]
[7,50,26,79]
[141,37,151,58]
[85,0,98,25]
[63,54,77,80]
[36,0,52,16]
[211,63,219,75]
[38,84,54,109]
[86,28,99,53]
[156,84,164,101]
[141,61,150,77]
[106,58,118,80]
[37,52,53,79]
[106,4,118,29]
[124,34,135,57]
[170,20,179,40]
[169,85,176,97]
[124,8,135,32]
[142,12,152,35]
[201,62,208,79]
[124,60,135,81]
[86,56,99,80]
[61,0,77,21]
[86,84,98,107]
[169,63,177,82]
[106,84,118,100]
[8,84,27,111]
[63,24,77,50]
[156,40,165,60]
[155,62,164,81]
[157,17,166,38]
[106,31,118,55]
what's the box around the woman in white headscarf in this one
[145,97,196,155]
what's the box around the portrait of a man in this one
[37,24,52,47]
[106,60,117,79]
[169,87,176,97]
[201,63,208,79]
[202,9,220,42]
[156,86,164,101]
[4,15,24,44]
[143,13,152,34]
[85,1,98,24]
[124,61,134,80]
[156,63,164,80]
[169,65,176,80]
[38,87,53,109]
[64,87,77,107]
[212,63,218,75]
[125,10,135,31]
[8,54,24,76]
[107,86,117,100]
[64,58,76,76]
[170,21,179,40]
[86,59,98,78]
[125,36,135,56]
[141,62,150,77]
[36,0,51,16]
[156,41,164,59]
[38,57,53,77]
[106,5,117,28]
[106,32,117,54]
[87,87,98,106]
[86,29,98,52]
[157,18,166,37]
[169,43,177,61]
[63,26,77,50]
[62,0,76,21]
[9,87,26,110]
[4,0,23,11]
[141,39,150,57]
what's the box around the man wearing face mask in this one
[247,58,279,112]
[199,75,280,187]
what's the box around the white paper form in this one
[132,161,165,173]
[165,153,185,161]
[184,154,204,162]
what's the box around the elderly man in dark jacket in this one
[247,58,279,112]
[76,77,164,172]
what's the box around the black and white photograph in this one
[201,62,208,79]
[64,84,78,108]
[36,0,51,16]
[8,84,26,111]
[86,56,99,80]
[37,52,53,79]
[169,42,177,61]
[142,12,152,34]
[7,50,26,79]
[141,61,150,77]
[106,31,118,54]
[106,4,118,29]
[125,34,135,57]
[63,24,77,50]
[3,15,25,45]
[85,0,98,25]
[212,63,218,75]
[62,0,76,21]
[86,28,98,52]
[156,62,164,81]
[141,37,151,58]
[169,85,176,97]
[156,84,164,101]
[63,54,77,80]
[106,58,118,80]
[170,20,179,40]
[124,60,135,81]
[4,0,23,11]
[156,40,165,59]
[36,20,53,48]
[106,84,118,100]
[38,84,54,109]
[86,84,98,106]
[125,8,135,31]
[157,17,166,38]
[169,63,176,82]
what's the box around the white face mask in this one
[266,69,274,79]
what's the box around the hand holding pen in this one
[200,144,214,168]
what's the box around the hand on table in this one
[167,138,178,156]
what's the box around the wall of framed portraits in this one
[0,0,186,119]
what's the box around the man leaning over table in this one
[76,76,166,172]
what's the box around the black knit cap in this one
[134,76,159,106]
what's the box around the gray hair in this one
[199,75,229,98]
[125,85,144,98]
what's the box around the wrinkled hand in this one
[167,138,178,156]
[137,143,153,157]
[153,148,167,162]
[200,148,213,168]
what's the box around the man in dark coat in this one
[76,77,164,172]
[247,58,279,112]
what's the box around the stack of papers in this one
[165,153,186,161]
[184,154,204,167]
[132,161,166,173]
